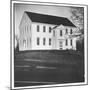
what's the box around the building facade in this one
[19,11,78,51]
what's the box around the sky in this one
[14,3,72,37]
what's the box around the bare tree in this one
[70,7,84,52]
[70,7,84,33]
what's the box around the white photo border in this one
[10,0,88,89]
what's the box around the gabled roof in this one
[25,11,76,27]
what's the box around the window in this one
[43,26,46,32]
[30,38,31,44]
[30,25,31,32]
[70,39,72,46]
[37,37,39,45]
[43,38,46,45]
[53,30,55,36]
[60,30,62,36]
[49,27,51,33]
[49,38,51,45]
[66,39,68,46]
[66,28,68,34]
[37,25,39,32]
[25,26,26,33]
[70,29,73,34]
[27,26,28,33]
[27,38,28,47]
[23,39,26,47]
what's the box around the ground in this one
[14,50,84,87]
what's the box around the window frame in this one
[60,30,62,36]
[37,37,40,45]
[70,39,72,46]
[66,28,68,34]
[53,30,55,36]
[49,27,51,33]
[37,25,39,32]
[43,38,46,45]
[49,38,51,45]
[70,29,73,34]
[66,39,68,46]
[43,26,46,32]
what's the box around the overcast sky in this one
[14,3,72,36]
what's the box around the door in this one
[59,40,63,50]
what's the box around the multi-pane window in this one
[49,27,51,33]
[43,38,46,45]
[66,39,68,46]
[37,37,39,45]
[70,29,73,34]
[60,30,62,36]
[66,28,68,34]
[70,39,72,46]
[49,38,51,45]
[43,26,46,32]
[37,25,39,32]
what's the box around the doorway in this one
[59,40,63,50]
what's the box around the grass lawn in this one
[14,50,84,87]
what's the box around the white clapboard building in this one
[19,11,78,51]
